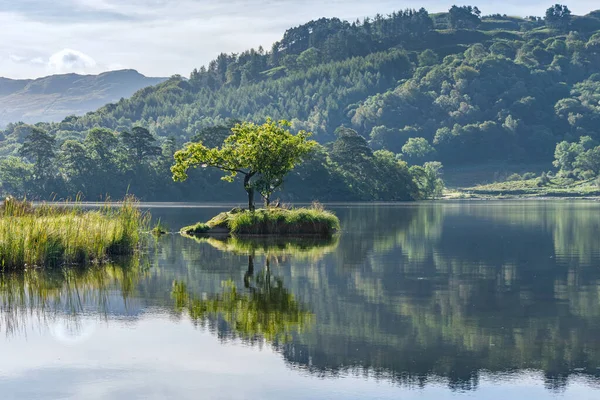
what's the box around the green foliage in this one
[18,127,57,194]
[506,173,523,181]
[180,222,210,236]
[418,49,439,67]
[545,4,572,30]
[401,137,436,164]
[120,126,162,167]
[199,235,339,259]
[1,5,600,197]
[553,136,600,179]
[410,161,445,199]
[172,119,316,208]
[536,171,551,186]
[151,219,168,236]
[448,5,481,30]
[172,276,312,343]
[0,157,33,198]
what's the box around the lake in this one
[1,201,600,399]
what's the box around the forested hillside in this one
[0,70,166,127]
[2,4,600,201]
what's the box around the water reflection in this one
[275,203,600,392]
[0,258,145,337]
[1,202,600,396]
[172,264,312,344]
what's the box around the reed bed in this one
[0,197,149,270]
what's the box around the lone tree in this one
[448,5,481,30]
[171,119,316,210]
[545,4,571,30]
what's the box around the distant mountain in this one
[0,69,167,127]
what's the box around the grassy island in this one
[181,206,340,237]
[0,197,148,270]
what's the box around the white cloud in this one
[47,49,97,73]
[9,54,26,63]
[31,57,45,65]
[0,0,599,79]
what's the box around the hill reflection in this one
[1,202,600,393]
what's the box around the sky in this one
[1,0,599,79]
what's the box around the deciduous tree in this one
[172,119,316,209]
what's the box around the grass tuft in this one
[151,219,169,236]
[0,196,149,270]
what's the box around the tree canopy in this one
[172,119,316,208]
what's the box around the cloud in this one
[8,54,26,63]
[0,0,133,23]
[47,49,97,73]
[1,0,599,79]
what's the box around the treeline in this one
[1,4,600,199]
[0,123,442,201]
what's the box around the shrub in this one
[536,172,551,187]
[580,170,596,180]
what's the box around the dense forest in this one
[1,4,600,201]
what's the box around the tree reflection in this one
[172,252,313,343]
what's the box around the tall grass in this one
[0,197,149,270]
[228,208,339,236]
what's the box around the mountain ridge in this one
[0,69,167,127]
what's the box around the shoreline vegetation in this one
[0,197,149,270]
[449,177,600,200]
[181,205,340,238]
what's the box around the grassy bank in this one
[454,177,600,199]
[0,197,149,270]
[181,205,340,237]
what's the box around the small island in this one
[181,206,339,237]
[172,119,340,237]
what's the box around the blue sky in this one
[1,0,598,79]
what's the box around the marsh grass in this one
[0,196,149,270]
[181,204,340,237]
[151,219,169,236]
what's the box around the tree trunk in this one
[264,195,270,208]
[244,172,256,211]
[247,187,255,211]
[244,255,255,288]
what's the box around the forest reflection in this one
[1,203,600,393]
[276,203,600,391]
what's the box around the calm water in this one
[1,201,600,399]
